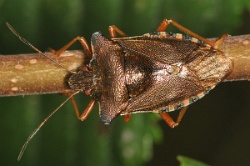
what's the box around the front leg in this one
[49,36,92,59]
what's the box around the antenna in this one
[17,92,79,161]
[6,22,75,74]
[6,23,81,160]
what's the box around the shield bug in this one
[7,19,233,160]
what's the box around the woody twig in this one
[0,35,249,97]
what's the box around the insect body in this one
[7,19,233,160]
[67,20,232,126]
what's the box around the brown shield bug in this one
[7,19,233,160]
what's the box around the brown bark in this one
[0,50,84,96]
[0,35,249,97]
[217,35,250,81]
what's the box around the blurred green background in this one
[0,0,250,165]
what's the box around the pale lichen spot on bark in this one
[243,40,249,46]
[15,64,24,70]
[29,59,37,64]
[11,87,19,91]
[11,78,18,83]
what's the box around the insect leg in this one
[214,33,228,48]
[159,112,178,128]
[67,93,96,121]
[159,106,188,128]
[175,106,188,124]
[123,114,131,122]
[157,19,217,48]
[108,25,127,38]
[49,36,92,58]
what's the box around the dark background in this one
[0,0,250,165]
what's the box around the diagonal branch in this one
[0,35,249,97]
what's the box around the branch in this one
[0,50,85,96]
[217,34,250,81]
[0,35,249,97]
